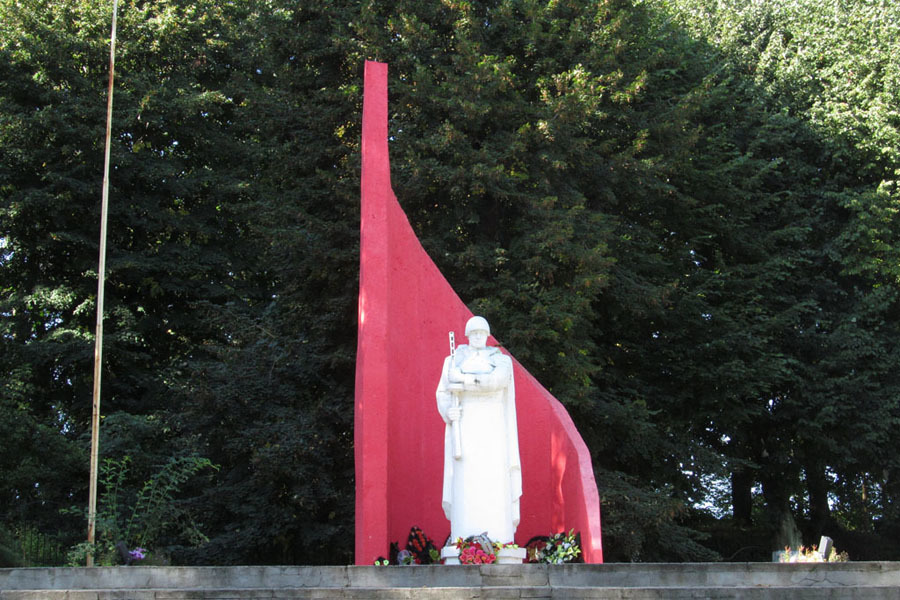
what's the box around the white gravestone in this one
[436,316,522,554]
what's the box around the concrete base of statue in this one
[441,546,461,565]
[496,547,527,564]
[440,545,526,565]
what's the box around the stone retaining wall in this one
[2,562,898,599]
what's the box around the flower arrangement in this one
[374,527,578,565]
[493,541,520,551]
[455,535,496,564]
[525,530,582,564]
[374,526,440,565]
[406,526,440,564]
[780,545,848,563]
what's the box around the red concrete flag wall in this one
[355,60,603,564]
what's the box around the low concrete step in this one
[2,563,898,599]
[7,588,900,599]
[6,588,900,600]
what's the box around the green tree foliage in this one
[2,0,899,564]
[658,0,900,558]
[64,455,216,565]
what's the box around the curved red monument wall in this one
[355,60,603,564]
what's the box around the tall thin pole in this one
[87,0,118,566]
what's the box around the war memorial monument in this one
[1,60,898,599]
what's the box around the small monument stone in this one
[818,535,834,561]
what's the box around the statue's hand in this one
[448,406,462,422]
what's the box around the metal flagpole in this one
[87,0,118,566]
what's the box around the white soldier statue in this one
[436,316,522,549]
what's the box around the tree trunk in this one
[805,461,831,535]
[882,467,900,525]
[762,475,801,550]
[732,467,754,526]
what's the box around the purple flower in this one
[129,548,146,561]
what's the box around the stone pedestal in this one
[441,546,461,565]
[496,547,527,564]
